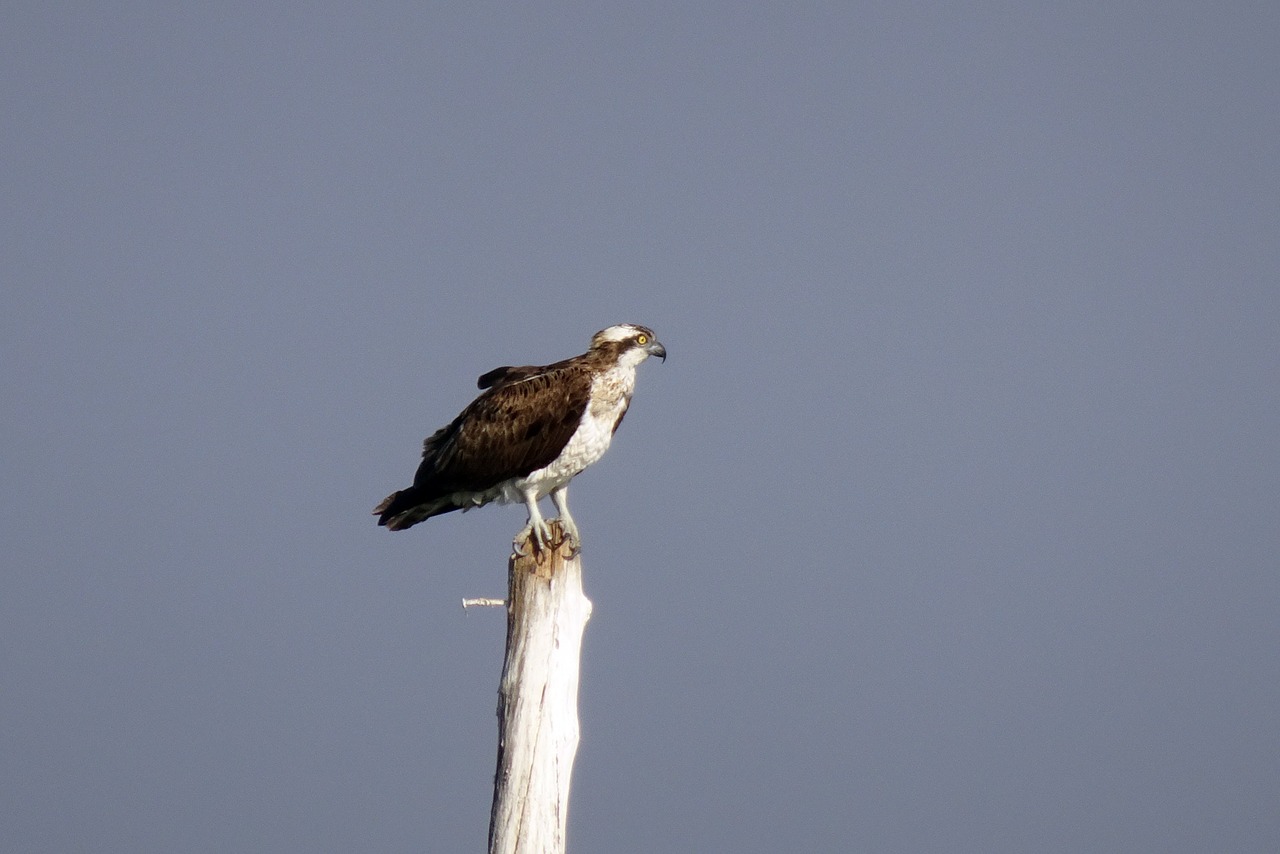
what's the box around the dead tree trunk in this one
[488,522,592,854]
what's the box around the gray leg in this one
[550,484,580,550]
[520,488,552,551]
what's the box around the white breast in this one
[510,364,636,499]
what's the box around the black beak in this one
[646,340,667,362]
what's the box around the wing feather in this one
[412,362,591,494]
[477,364,541,389]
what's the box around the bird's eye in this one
[636,334,648,345]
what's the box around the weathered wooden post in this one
[485,521,592,854]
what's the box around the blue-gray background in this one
[4,3,1278,851]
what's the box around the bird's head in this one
[591,323,666,366]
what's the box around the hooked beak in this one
[646,340,667,362]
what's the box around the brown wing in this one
[477,364,541,389]
[412,361,592,495]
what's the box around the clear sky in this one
[4,3,1278,852]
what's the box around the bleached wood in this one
[488,521,592,854]
[463,597,507,609]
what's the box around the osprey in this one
[374,323,666,550]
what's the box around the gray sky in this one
[4,2,1278,852]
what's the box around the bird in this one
[374,323,666,551]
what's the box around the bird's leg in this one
[550,484,580,554]
[518,488,552,553]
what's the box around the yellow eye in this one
[636,334,648,345]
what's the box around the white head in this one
[589,324,666,366]
[592,323,644,344]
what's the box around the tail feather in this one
[373,487,460,531]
